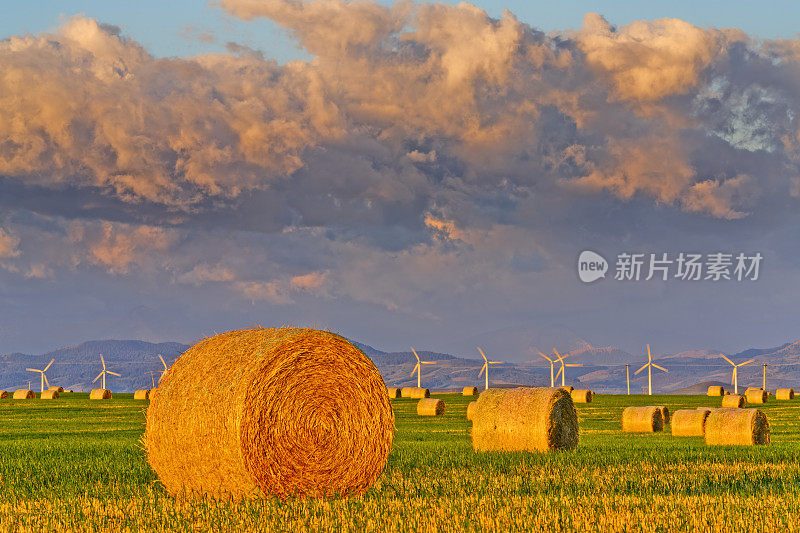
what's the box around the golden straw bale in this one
[400,387,430,399]
[12,389,34,400]
[570,389,593,403]
[462,386,479,396]
[776,388,795,400]
[705,408,770,446]
[722,394,745,408]
[40,389,59,400]
[466,401,477,421]
[0,391,8,399]
[745,389,767,404]
[671,409,710,437]
[417,398,445,416]
[621,406,663,433]
[134,389,151,400]
[472,387,578,452]
[560,386,574,393]
[386,387,401,399]
[89,389,112,400]
[145,327,394,499]
[706,385,724,396]
[48,386,64,393]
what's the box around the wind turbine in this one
[626,364,630,395]
[158,355,168,381]
[720,355,754,394]
[634,344,668,395]
[145,371,157,388]
[539,352,557,387]
[553,349,582,387]
[762,363,768,391]
[26,359,54,392]
[477,347,503,390]
[410,347,435,388]
[92,354,121,390]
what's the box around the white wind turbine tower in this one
[721,354,754,394]
[410,347,435,388]
[553,349,582,387]
[93,354,121,390]
[26,359,54,392]
[477,347,503,390]
[538,352,557,387]
[634,344,668,395]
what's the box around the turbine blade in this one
[721,354,735,366]
[553,348,563,361]
[477,347,488,363]
[422,361,435,365]
[107,371,121,377]
[159,354,167,370]
[44,359,54,371]
[634,363,648,375]
[44,375,50,387]
[538,352,553,363]
[565,363,582,367]
[739,359,755,367]
[647,344,652,362]
[555,366,563,380]
[478,363,487,377]
[411,347,420,363]
[100,354,106,370]
[410,363,419,377]
[489,361,503,364]
[25,368,39,373]
[652,364,668,372]
[93,372,103,383]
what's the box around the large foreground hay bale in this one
[705,408,770,446]
[386,387,401,399]
[417,398,445,416]
[0,391,7,399]
[671,409,710,437]
[462,386,478,396]
[472,387,578,452]
[466,401,476,421]
[145,327,394,499]
[13,389,34,399]
[48,386,64,393]
[656,406,670,425]
[134,389,151,400]
[40,389,59,400]
[621,406,663,433]
[776,388,795,400]
[722,394,745,408]
[89,389,112,400]
[571,389,593,403]
[401,387,430,399]
[707,385,724,396]
[745,389,767,404]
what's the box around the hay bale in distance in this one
[400,387,430,399]
[776,388,795,400]
[622,406,663,433]
[386,387,401,399]
[145,327,395,499]
[12,389,34,400]
[134,389,151,400]
[466,401,477,421]
[48,386,64,393]
[472,387,578,452]
[570,389,593,403]
[417,398,445,416]
[671,409,710,437]
[745,389,767,404]
[722,394,745,408]
[0,391,8,399]
[707,385,724,396]
[89,389,112,400]
[462,386,479,396]
[40,389,59,400]
[705,408,770,446]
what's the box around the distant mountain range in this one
[2,337,799,394]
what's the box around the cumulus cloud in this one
[0,227,20,259]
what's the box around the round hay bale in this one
[89,389,112,400]
[386,387,401,399]
[671,409,710,437]
[13,389,34,400]
[0,391,8,399]
[48,386,64,393]
[472,387,578,452]
[417,398,445,416]
[134,389,151,400]
[721,394,745,408]
[745,389,767,404]
[560,386,574,393]
[706,385,724,396]
[776,388,795,400]
[400,387,430,399]
[466,401,477,421]
[570,389,593,403]
[621,406,663,433]
[40,389,59,400]
[705,408,770,446]
[462,386,479,396]
[145,327,394,499]
[656,405,670,425]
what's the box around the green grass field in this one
[1,392,799,531]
